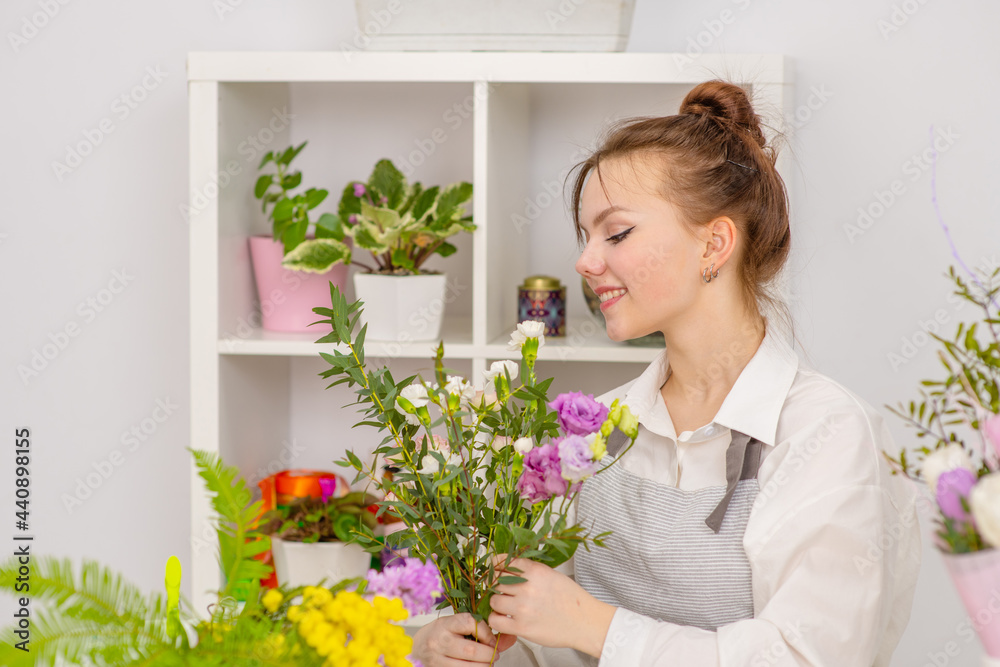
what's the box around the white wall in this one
[2,1,996,665]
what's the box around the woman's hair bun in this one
[679,80,766,149]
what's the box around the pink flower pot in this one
[248,235,350,333]
[941,548,1000,657]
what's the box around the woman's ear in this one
[702,216,738,266]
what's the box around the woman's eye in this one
[607,227,634,245]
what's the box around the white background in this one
[2,1,998,665]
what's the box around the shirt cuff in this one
[597,607,656,666]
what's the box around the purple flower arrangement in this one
[886,263,1000,553]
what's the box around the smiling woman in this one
[412,79,922,667]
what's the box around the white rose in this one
[513,437,533,454]
[484,359,519,383]
[971,472,1000,548]
[922,444,974,495]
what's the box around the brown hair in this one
[567,79,792,336]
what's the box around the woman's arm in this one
[490,410,921,666]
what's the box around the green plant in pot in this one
[0,450,424,666]
[248,141,352,333]
[282,158,474,342]
[257,486,380,589]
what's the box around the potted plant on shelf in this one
[886,263,1000,660]
[257,482,380,590]
[250,141,351,333]
[282,158,474,342]
[0,449,428,666]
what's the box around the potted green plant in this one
[249,141,351,333]
[0,450,428,666]
[282,158,474,342]
[257,485,379,589]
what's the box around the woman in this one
[413,80,921,666]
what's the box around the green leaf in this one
[434,241,458,258]
[338,182,363,220]
[278,141,307,166]
[497,575,527,585]
[411,185,439,221]
[392,248,415,271]
[257,150,274,169]
[305,187,329,210]
[282,219,309,255]
[282,239,351,274]
[272,198,294,223]
[370,159,407,209]
[281,171,303,190]
[510,525,535,547]
[316,212,345,240]
[254,174,273,199]
[434,181,473,222]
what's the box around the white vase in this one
[270,537,372,589]
[353,272,448,342]
[354,0,635,52]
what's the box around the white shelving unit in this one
[187,51,793,613]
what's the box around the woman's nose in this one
[575,242,605,277]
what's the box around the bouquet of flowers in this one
[313,286,639,622]
[885,264,1000,552]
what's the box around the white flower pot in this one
[270,537,372,589]
[353,272,448,342]
[354,0,635,52]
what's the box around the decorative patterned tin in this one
[518,275,566,337]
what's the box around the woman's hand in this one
[487,557,616,658]
[412,614,517,666]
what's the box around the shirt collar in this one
[622,323,800,447]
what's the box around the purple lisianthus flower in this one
[557,435,598,482]
[348,213,357,224]
[937,467,978,523]
[365,557,443,616]
[517,443,568,503]
[549,392,609,436]
[353,182,366,198]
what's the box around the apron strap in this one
[704,430,761,533]
[606,428,630,457]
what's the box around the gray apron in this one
[574,428,762,631]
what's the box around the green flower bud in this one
[618,404,639,439]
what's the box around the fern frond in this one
[0,609,174,667]
[190,448,273,600]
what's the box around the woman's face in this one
[575,155,705,342]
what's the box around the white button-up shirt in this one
[511,324,922,667]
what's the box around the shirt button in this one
[704,426,715,436]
